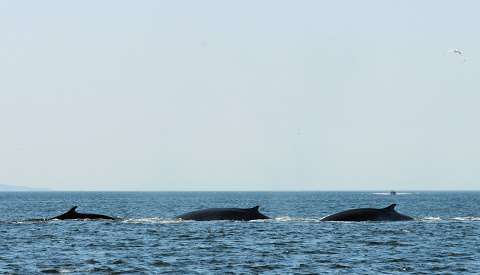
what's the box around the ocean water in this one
[1,191,479,274]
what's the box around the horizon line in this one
[2,189,480,192]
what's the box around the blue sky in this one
[1,1,479,190]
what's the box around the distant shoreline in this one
[0,184,50,192]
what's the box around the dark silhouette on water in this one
[50,206,115,220]
[176,206,270,221]
[321,204,413,222]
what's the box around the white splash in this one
[272,216,321,222]
[451,217,480,221]
[421,216,442,222]
[122,217,183,224]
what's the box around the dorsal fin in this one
[250,206,260,212]
[67,206,78,213]
[383,204,396,211]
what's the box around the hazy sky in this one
[1,1,479,190]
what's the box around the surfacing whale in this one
[50,206,115,220]
[176,206,270,221]
[321,204,413,222]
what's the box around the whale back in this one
[176,206,270,221]
[50,206,115,220]
[321,204,413,222]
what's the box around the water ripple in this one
[1,191,479,273]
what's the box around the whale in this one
[321,204,413,222]
[50,206,116,220]
[176,206,270,221]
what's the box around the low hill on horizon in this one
[0,184,50,191]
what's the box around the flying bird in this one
[449,48,463,55]
[448,48,467,62]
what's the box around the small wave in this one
[271,216,321,222]
[451,217,480,221]
[421,216,442,222]
[9,218,49,224]
[420,216,480,222]
[40,268,73,274]
[122,217,183,224]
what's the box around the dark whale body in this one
[321,204,413,222]
[176,206,270,221]
[50,206,115,220]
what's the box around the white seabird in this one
[448,48,467,62]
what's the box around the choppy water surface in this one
[1,191,479,274]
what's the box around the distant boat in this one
[390,190,397,196]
